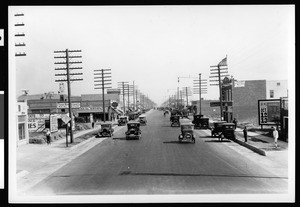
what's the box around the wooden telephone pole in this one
[193,73,207,115]
[209,56,228,121]
[94,69,112,122]
[54,49,83,143]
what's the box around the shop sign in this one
[57,102,80,109]
[28,120,38,131]
[258,99,280,125]
[107,88,121,94]
[50,114,58,132]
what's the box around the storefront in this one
[17,101,29,146]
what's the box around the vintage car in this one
[178,123,196,143]
[97,122,114,137]
[128,112,139,121]
[138,114,147,125]
[118,116,128,126]
[220,123,236,140]
[170,115,180,127]
[211,121,235,141]
[192,115,210,129]
[211,121,227,137]
[125,121,141,140]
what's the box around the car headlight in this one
[179,135,183,138]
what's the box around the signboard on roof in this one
[57,102,80,109]
[258,99,280,125]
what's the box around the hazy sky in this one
[10,5,294,105]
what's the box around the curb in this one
[233,138,267,156]
[68,124,121,150]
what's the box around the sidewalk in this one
[16,122,121,194]
[234,126,288,156]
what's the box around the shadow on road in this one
[205,140,231,143]
[112,137,127,140]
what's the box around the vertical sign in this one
[50,114,58,133]
[258,99,281,125]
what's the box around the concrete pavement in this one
[16,112,289,194]
[16,122,122,194]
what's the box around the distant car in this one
[125,121,141,140]
[97,122,114,137]
[138,115,147,125]
[170,115,180,127]
[178,123,195,143]
[118,116,128,126]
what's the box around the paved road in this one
[28,110,288,195]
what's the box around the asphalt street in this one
[27,110,288,195]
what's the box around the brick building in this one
[233,79,288,125]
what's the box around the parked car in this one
[125,121,141,140]
[97,122,114,137]
[211,121,235,141]
[192,115,210,129]
[118,116,128,126]
[138,114,147,125]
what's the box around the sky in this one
[9,5,294,106]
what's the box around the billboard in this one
[258,99,280,125]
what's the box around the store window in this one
[18,123,25,140]
[270,90,274,98]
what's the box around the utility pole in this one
[54,49,83,144]
[94,69,112,122]
[118,81,129,114]
[14,13,26,56]
[209,56,228,121]
[193,73,207,115]
[132,81,135,110]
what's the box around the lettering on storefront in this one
[57,102,80,109]
[28,121,38,131]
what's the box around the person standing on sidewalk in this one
[243,126,248,142]
[233,118,237,129]
[273,126,279,148]
[45,129,51,145]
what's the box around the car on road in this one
[192,115,210,129]
[211,121,235,141]
[118,116,128,126]
[97,122,114,137]
[178,122,196,143]
[138,114,147,125]
[125,121,141,140]
[170,115,180,127]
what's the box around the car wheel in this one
[220,134,224,141]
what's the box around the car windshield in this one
[101,125,110,128]
[128,124,138,128]
[182,125,193,130]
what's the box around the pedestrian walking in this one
[243,126,248,142]
[45,129,51,145]
[233,118,237,129]
[92,121,95,128]
[273,127,279,148]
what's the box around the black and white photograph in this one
[8,5,295,203]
